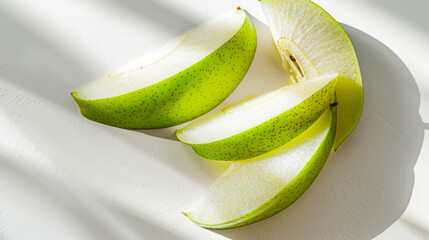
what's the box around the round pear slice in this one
[71,8,256,129]
[259,0,363,149]
[176,74,337,161]
[184,106,336,229]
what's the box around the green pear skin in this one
[177,77,337,161]
[259,0,363,150]
[186,105,337,229]
[72,11,256,129]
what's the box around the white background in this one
[0,0,428,239]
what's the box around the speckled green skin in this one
[259,0,363,150]
[71,11,256,129]
[188,105,337,229]
[178,77,337,161]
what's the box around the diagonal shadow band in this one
[100,203,188,240]
[0,8,92,111]
[401,218,429,239]
[0,152,137,240]
[0,2,424,238]
[101,0,197,34]
[0,0,197,116]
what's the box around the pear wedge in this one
[177,74,337,161]
[184,106,336,229]
[260,0,363,149]
[72,8,256,129]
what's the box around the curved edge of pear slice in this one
[259,0,363,150]
[177,74,338,161]
[184,104,336,229]
[333,79,363,150]
[71,9,256,129]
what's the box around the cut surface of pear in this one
[72,8,256,129]
[185,107,336,229]
[177,74,337,161]
[260,0,363,149]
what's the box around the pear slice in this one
[184,106,336,229]
[176,74,337,161]
[259,0,363,149]
[71,8,256,129]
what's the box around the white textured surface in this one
[0,0,427,240]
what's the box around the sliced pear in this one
[260,0,363,149]
[71,8,256,129]
[177,74,337,161]
[184,106,336,229]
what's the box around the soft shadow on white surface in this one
[401,218,429,239]
[374,218,429,240]
[210,24,424,240]
[360,0,429,34]
[0,1,425,239]
[0,3,223,238]
[0,9,92,110]
[103,0,197,33]
[0,153,139,240]
[105,206,188,240]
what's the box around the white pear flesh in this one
[185,108,336,228]
[260,0,363,149]
[71,9,256,129]
[260,0,361,83]
[76,10,246,100]
[178,74,337,144]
